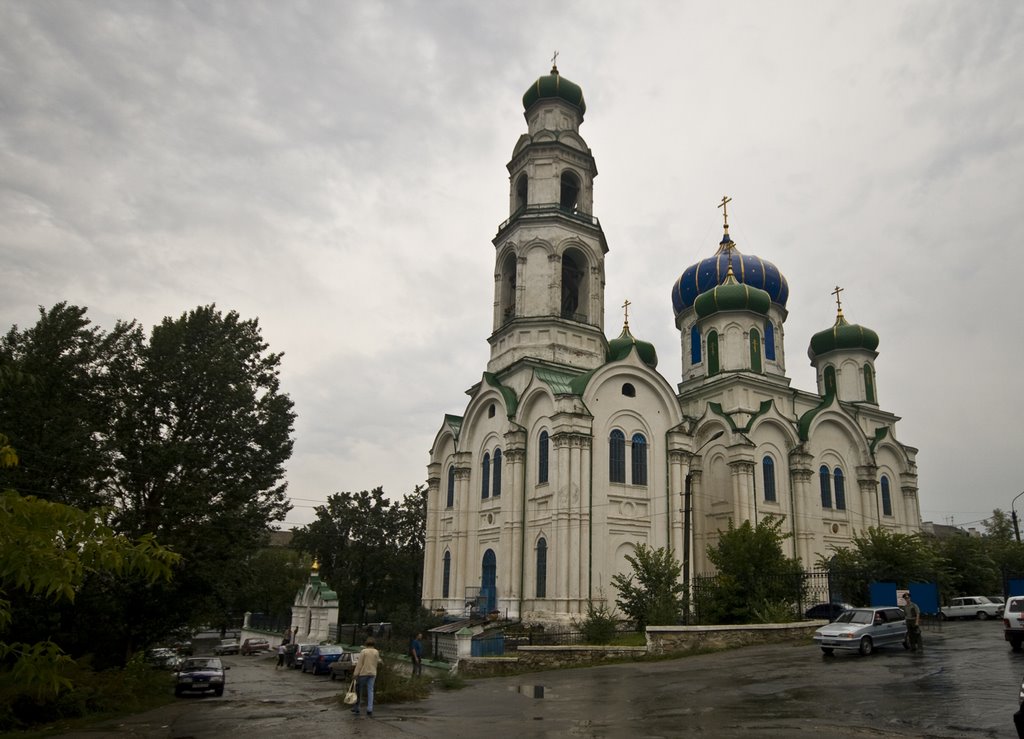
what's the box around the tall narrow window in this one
[864,364,876,403]
[834,468,846,510]
[609,430,626,483]
[536,538,547,598]
[515,173,528,212]
[881,475,893,516]
[820,465,832,508]
[631,433,648,486]
[442,551,451,598]
[561,252,584,320]
[560,170,580,212]
[707,331,720,376]
[538,431,549,484]
[690,324,702,364]
[482,453,491,499]
[824,365,837,396]
[749,328,763,373]
[446,467,455,508]
[762,457,777,502]
[493,448,502,497]
[481,549,497,613]
[764,321,776,361]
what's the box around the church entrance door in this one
[481,549,497,613]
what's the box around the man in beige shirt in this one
[351,636,382,717]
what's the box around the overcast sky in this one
[2,1,1021,532]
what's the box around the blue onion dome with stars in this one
[671,198,789,318]
[808,293,879,360]
[693,262,771,318]
[522,61,586,115]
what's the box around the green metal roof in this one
[522,66,586,115]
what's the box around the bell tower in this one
[487,63,609,375]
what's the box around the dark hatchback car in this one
[175,657,228,697]
[302,645,344,675]
[293,643,316,670]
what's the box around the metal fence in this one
[691,569,834,624]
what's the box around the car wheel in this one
[330,671,337,681]
[214,687,224,697]
[858,636,874,656]
[902,637,910,650]
[938,612,947,621]
[821,648,834,656]
[1012,637,1023,652]
[977,611,989,621]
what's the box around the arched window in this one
[560,170,580,213]
[691,324,702,364]
[538,431,549,484]
[482,453,491,499]
[824,365,837,396]
[446,467,455,508]
[501,253,516,323]
[515,173,528,212]
[881,475,893,516]
[864,364,876,403]
[631,433,648,486]
[707,330,720,376]
[749,328,763,373]
[819,465,832,508]
[764,321,776,361]
[481,549,497,612]
[609,430,626,483]
[536,538,547,598]
[442,551,451,598]
[762,457,777,502]
[561,252,584,320]
[493,448,502,497]
[834,468,846,510]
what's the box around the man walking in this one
[410,633,423,677]
[903,592,923,652]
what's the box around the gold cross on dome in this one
[831,285,844,312]
[718,195,732,232]
[622,298,631,327]
[551,50,559,72]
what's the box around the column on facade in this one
[548,253,561,315]
[553,431,572,609]
[900,471,921,529]
[423,465,441,604]
[454,463,472,606]
[856,465,879,528]
[568,435,582,608]
[503,430,526,616]
[688,468,706,574]
[788,447,815,564]
[577,434,593,602]
[728,453,756,524]
[668,449,689,560]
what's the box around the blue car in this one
[301,645,345,675]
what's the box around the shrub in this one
[574,600,619,644]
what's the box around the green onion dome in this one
[808,310,879,359]
[607,323,658,369]
[522,65,586,116]
[693,264,771,318]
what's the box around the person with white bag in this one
[350,636,381,718]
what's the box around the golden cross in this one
[551,50,559,71]
[718,195,732,231]
[622,298,631,327]
[831,285,844,312]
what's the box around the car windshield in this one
[835,610,873,625]
[318,646,343,654]
[182,659,221,670]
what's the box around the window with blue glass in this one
[609,430,626,483]
[690,324,702,364]
[536,538,547,598]
[764,321,776,361]
[881,475,892,516]
[631,433,648,486]
[762,456,776,502]
[442,551,451,598]
[538,431,549,484]
[819,465,832,508]
[446,467,455,508]
[482,453,490,499]
[493,448,502,497]
[834,467,846,510]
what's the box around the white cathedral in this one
[421,66,921,624]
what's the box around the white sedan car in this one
[940,596,1002,620]
[813,607,909,656]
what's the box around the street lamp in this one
[1012,491,1024,543]
[682,430,725,623]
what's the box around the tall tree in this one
[611,544,685,629]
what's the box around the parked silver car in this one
[941,596,1002,620]
[813,607,909,656]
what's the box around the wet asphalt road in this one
[57,620,1022,738]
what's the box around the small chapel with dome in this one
[420,65,921,623]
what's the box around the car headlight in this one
[179,677,193,683]
[211,676,224,683]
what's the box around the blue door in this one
[481,549,497,613]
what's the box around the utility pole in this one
[1013,491,1024,543]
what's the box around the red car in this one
[240,638,272,656]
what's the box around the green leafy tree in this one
[291,486,427,623]
[610,544,685,629]
[981,509,1024,586]
[931,534,1000,597]
[697,515,804,624]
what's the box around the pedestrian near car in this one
[410,633,423,677]
[276,643,285,669]
[903,592,923,652]
[351,636,382,717]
